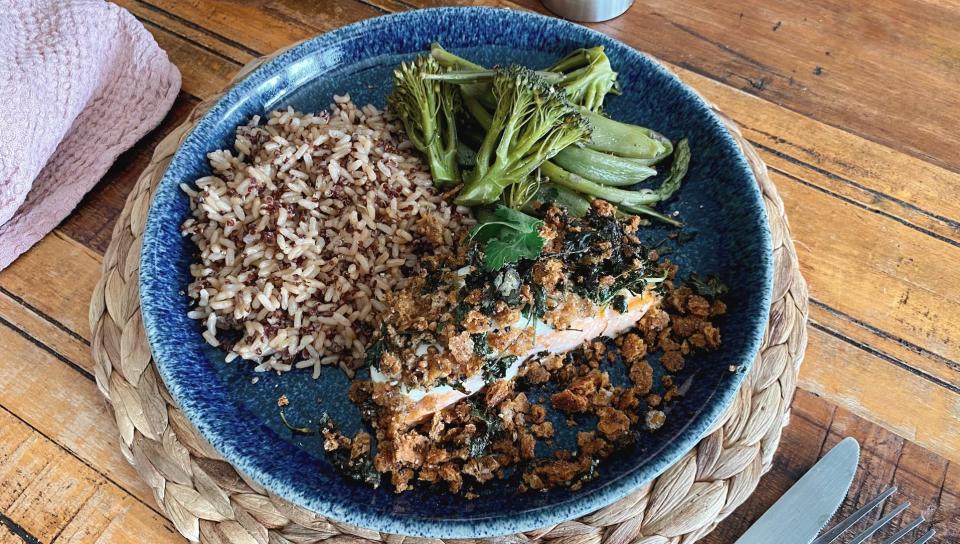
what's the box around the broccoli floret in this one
[387,55,460,186]
[455,66,591,205]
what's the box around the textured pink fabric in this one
[0,0,180,268]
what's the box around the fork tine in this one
[879,516,925,544]
[912,528,936,544]
[848,501,910,544]
[812,486,897,544]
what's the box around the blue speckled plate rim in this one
[140,6,773,538]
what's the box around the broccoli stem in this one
[429,43,490,100]
[388,55,460,185]
[456,67,591,206]
[463,94,493,127]
[425,69,558,85]
[429,87,460,185]
[431,43,483,70]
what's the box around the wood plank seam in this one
[48,482,97,544]
[134,0,261,58]
[0,313,94,384]
[933,468,951,520]
[741,127,960,230]
[50,233,102,264]
[810,321,960,395]
[816,404,838,457]
[856,444,951,494]
[769,163,960,251]
[0,287,90,347]
[810,299,960,375]
[127,23,241,103]
[0,511,40,544]
[0,402,167,522]
[667,19,794,85]
[137,16,241,67]
[353,0,391,15]
[885,445,912,528]
[744,136,960,232]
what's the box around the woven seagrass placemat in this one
[88,49,808,544]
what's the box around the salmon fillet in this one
[371,287,659,425]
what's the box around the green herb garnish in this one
[364,323,390,369]
[472,332,493,358]
[482,355,516,385]
[527,283,548,319]
[340,456,382,488]
[468,401,503,457]
[470,205,545,271]
[689,273,728,297]
[435,377,469,394]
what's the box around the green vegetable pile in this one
[388,44,692,270]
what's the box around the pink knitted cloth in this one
[0,0,180,269]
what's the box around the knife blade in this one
[735,437,860,544]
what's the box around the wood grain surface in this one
[0,1,957,542]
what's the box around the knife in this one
[735,437,860,544]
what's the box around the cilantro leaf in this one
[484,230,545,270]
[470,205,545,271]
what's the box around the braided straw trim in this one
[89,48,808,544]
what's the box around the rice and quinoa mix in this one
[180,95,472,376]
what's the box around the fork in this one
[811,486,936,544]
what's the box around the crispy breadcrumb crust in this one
[321,206,727,495]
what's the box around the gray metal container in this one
[542,0,635,22]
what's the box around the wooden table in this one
[0,1,957,542]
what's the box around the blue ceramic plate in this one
[141,7,772,538]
